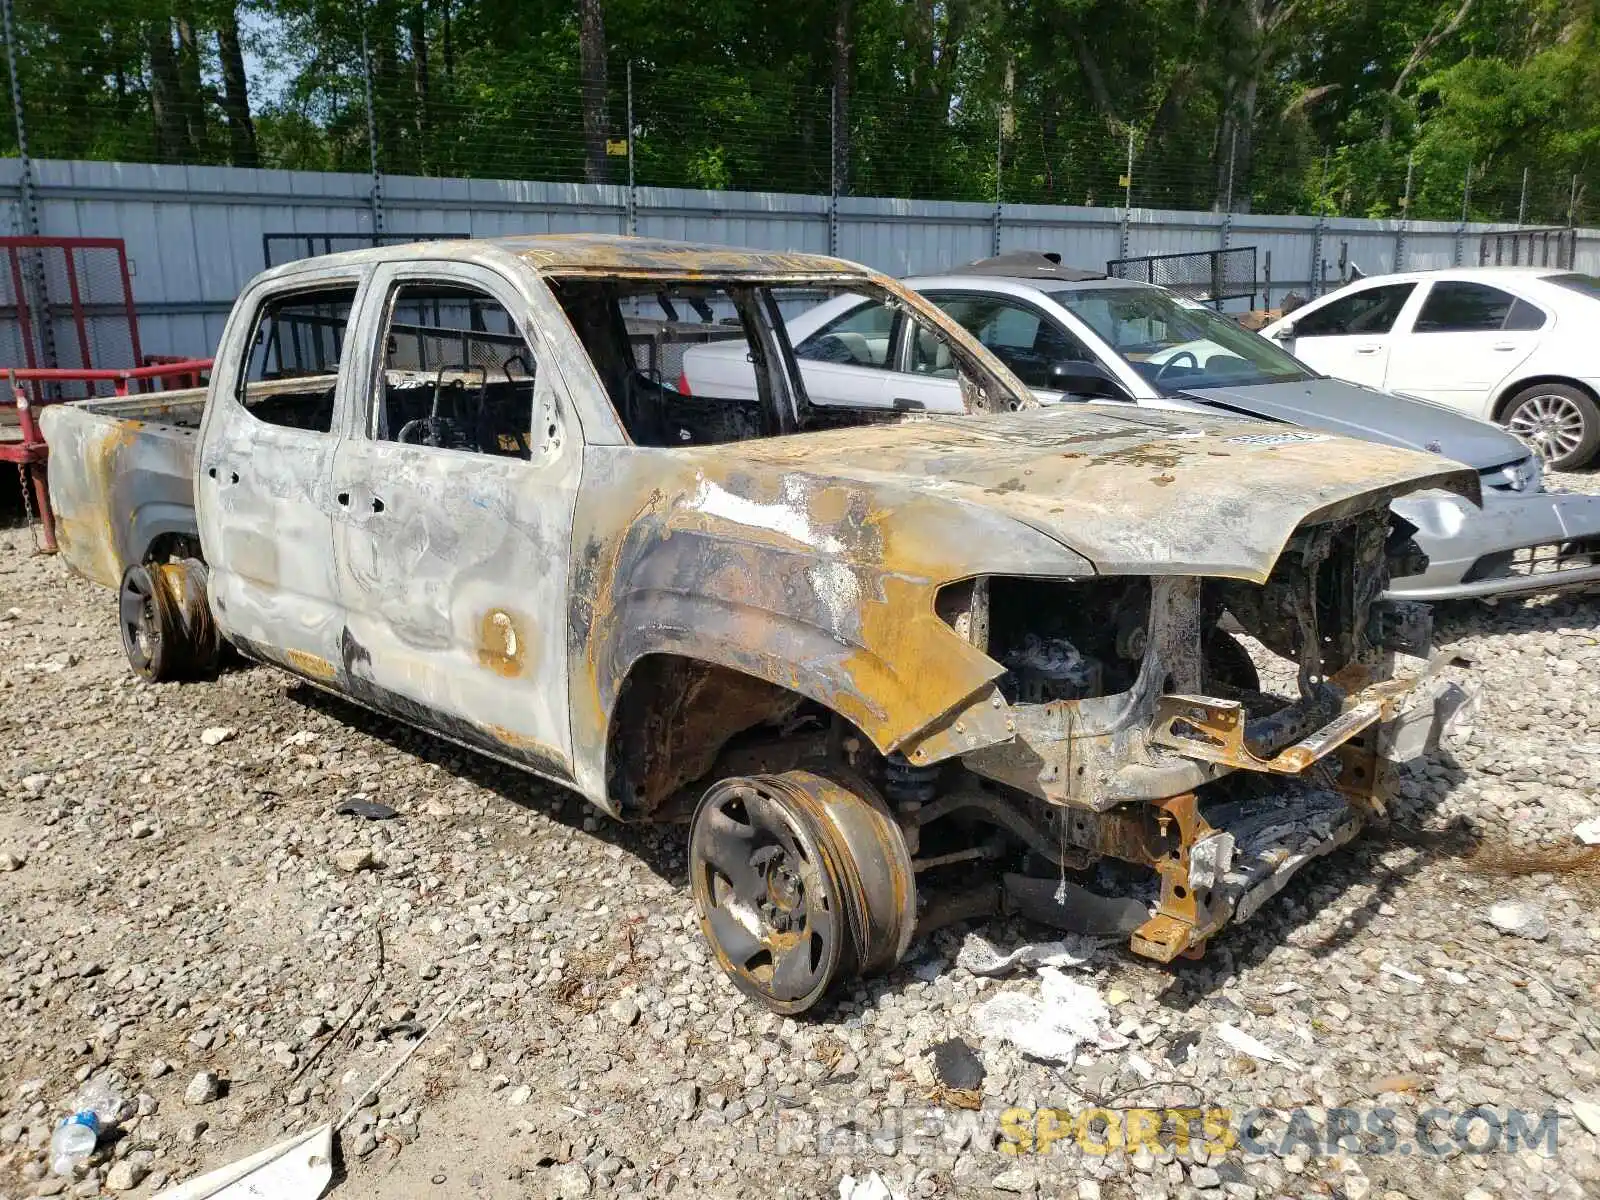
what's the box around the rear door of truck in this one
[325,257,583,780]
[195,268,371,681]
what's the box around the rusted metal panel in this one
[37,405,198,587]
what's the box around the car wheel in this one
[1502,383,1600,470]
[689,769,915,1014]
[118,559,222,683]
[119,564,182,682]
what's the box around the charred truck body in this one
[42,237,1477,1013]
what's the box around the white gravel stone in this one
[183,1071,220,1106]
[199,726,235,746]
[1487,899,1549,940]
[104,1161,148,1192]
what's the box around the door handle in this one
[1354,344,1382,355]
[1492,342,1517,351]
[370,496,386,514]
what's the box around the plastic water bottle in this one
[48,1078,122,1176]
[49,1112,99,1175]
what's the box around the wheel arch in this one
[600,649,867,821]
[1491,374,1599,422]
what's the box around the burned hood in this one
[680,407,1480,584]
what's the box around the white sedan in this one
[1259,267,1600,469]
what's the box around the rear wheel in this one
[1502,383,1600,470]
[688,769,915,1015]
[119,564,180,682]
[117,559,221,682]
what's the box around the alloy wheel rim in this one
[691,781,841,1007]
[119,571,157,674]
[1508,393,1586,462]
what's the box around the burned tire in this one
[1502,383,1600,470]
[688,769,916,1015]
[117,559,221,683]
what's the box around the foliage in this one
[3,0,1600,222]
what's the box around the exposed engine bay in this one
[686,503,1467,999]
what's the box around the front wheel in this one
[1502,383,1600,470]
[688,770,915,1015]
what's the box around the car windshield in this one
[1048,286,1315,393]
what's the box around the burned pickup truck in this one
[42,236,1477,1013]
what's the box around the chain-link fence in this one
[3,6,1597,229]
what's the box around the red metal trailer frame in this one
[1,236,144,381]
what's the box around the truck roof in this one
[260,234,872,283]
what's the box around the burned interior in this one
[547,275,1012,446]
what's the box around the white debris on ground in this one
[837,1169,906,1200]
[972,968,1129,1064]
[954,931,1098,977]
[3,468,1600,1200]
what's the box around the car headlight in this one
[1511,454,1543,493]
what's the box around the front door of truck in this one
[328,261,581,780]
[196,275,367,682]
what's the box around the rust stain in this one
[284,648,338,680]
[476,608,527,678]
[486,723,557,754]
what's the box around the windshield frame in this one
[1046,284,1319,396]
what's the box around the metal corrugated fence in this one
[5,157,1599,361]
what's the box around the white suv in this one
[1260,267,1600,469]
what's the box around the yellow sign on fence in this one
[606,139,629,157]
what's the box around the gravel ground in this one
[2,473,1599,1200]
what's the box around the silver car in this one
[681,264,1600,601]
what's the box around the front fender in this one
[580,524,1005,757]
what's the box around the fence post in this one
[1518,165,1529,226]
[1,0,39,240]
[991,107,1003,258]
[1569,173,1579,228]
[828,85,839,257]
[1119,129,1134,259]
[625,59,636,237]
[1454,160,1471,267]
[1394,153,1413,273]
[1308,152,1328,298]
[1220,130,1236,252]
[361,25,385,234]
[1,0,55,374]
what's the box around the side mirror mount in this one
[1047,360,1130,400]
[1268,321,1294,340]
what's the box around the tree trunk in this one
[579,0,610,184]
[175,17,207,158]
[1214,74,1257,214]
[216,8,258,168]
[442,0,454,84]
[145,20,189,162]
[831,0,851,195]
[409,3,430,171]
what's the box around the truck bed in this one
[37,388,206,588]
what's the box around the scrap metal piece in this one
[1149,692,1384,775]
[1129,791,1225,963]
[151,1124,332,1200]
[1001,874,1150,935]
